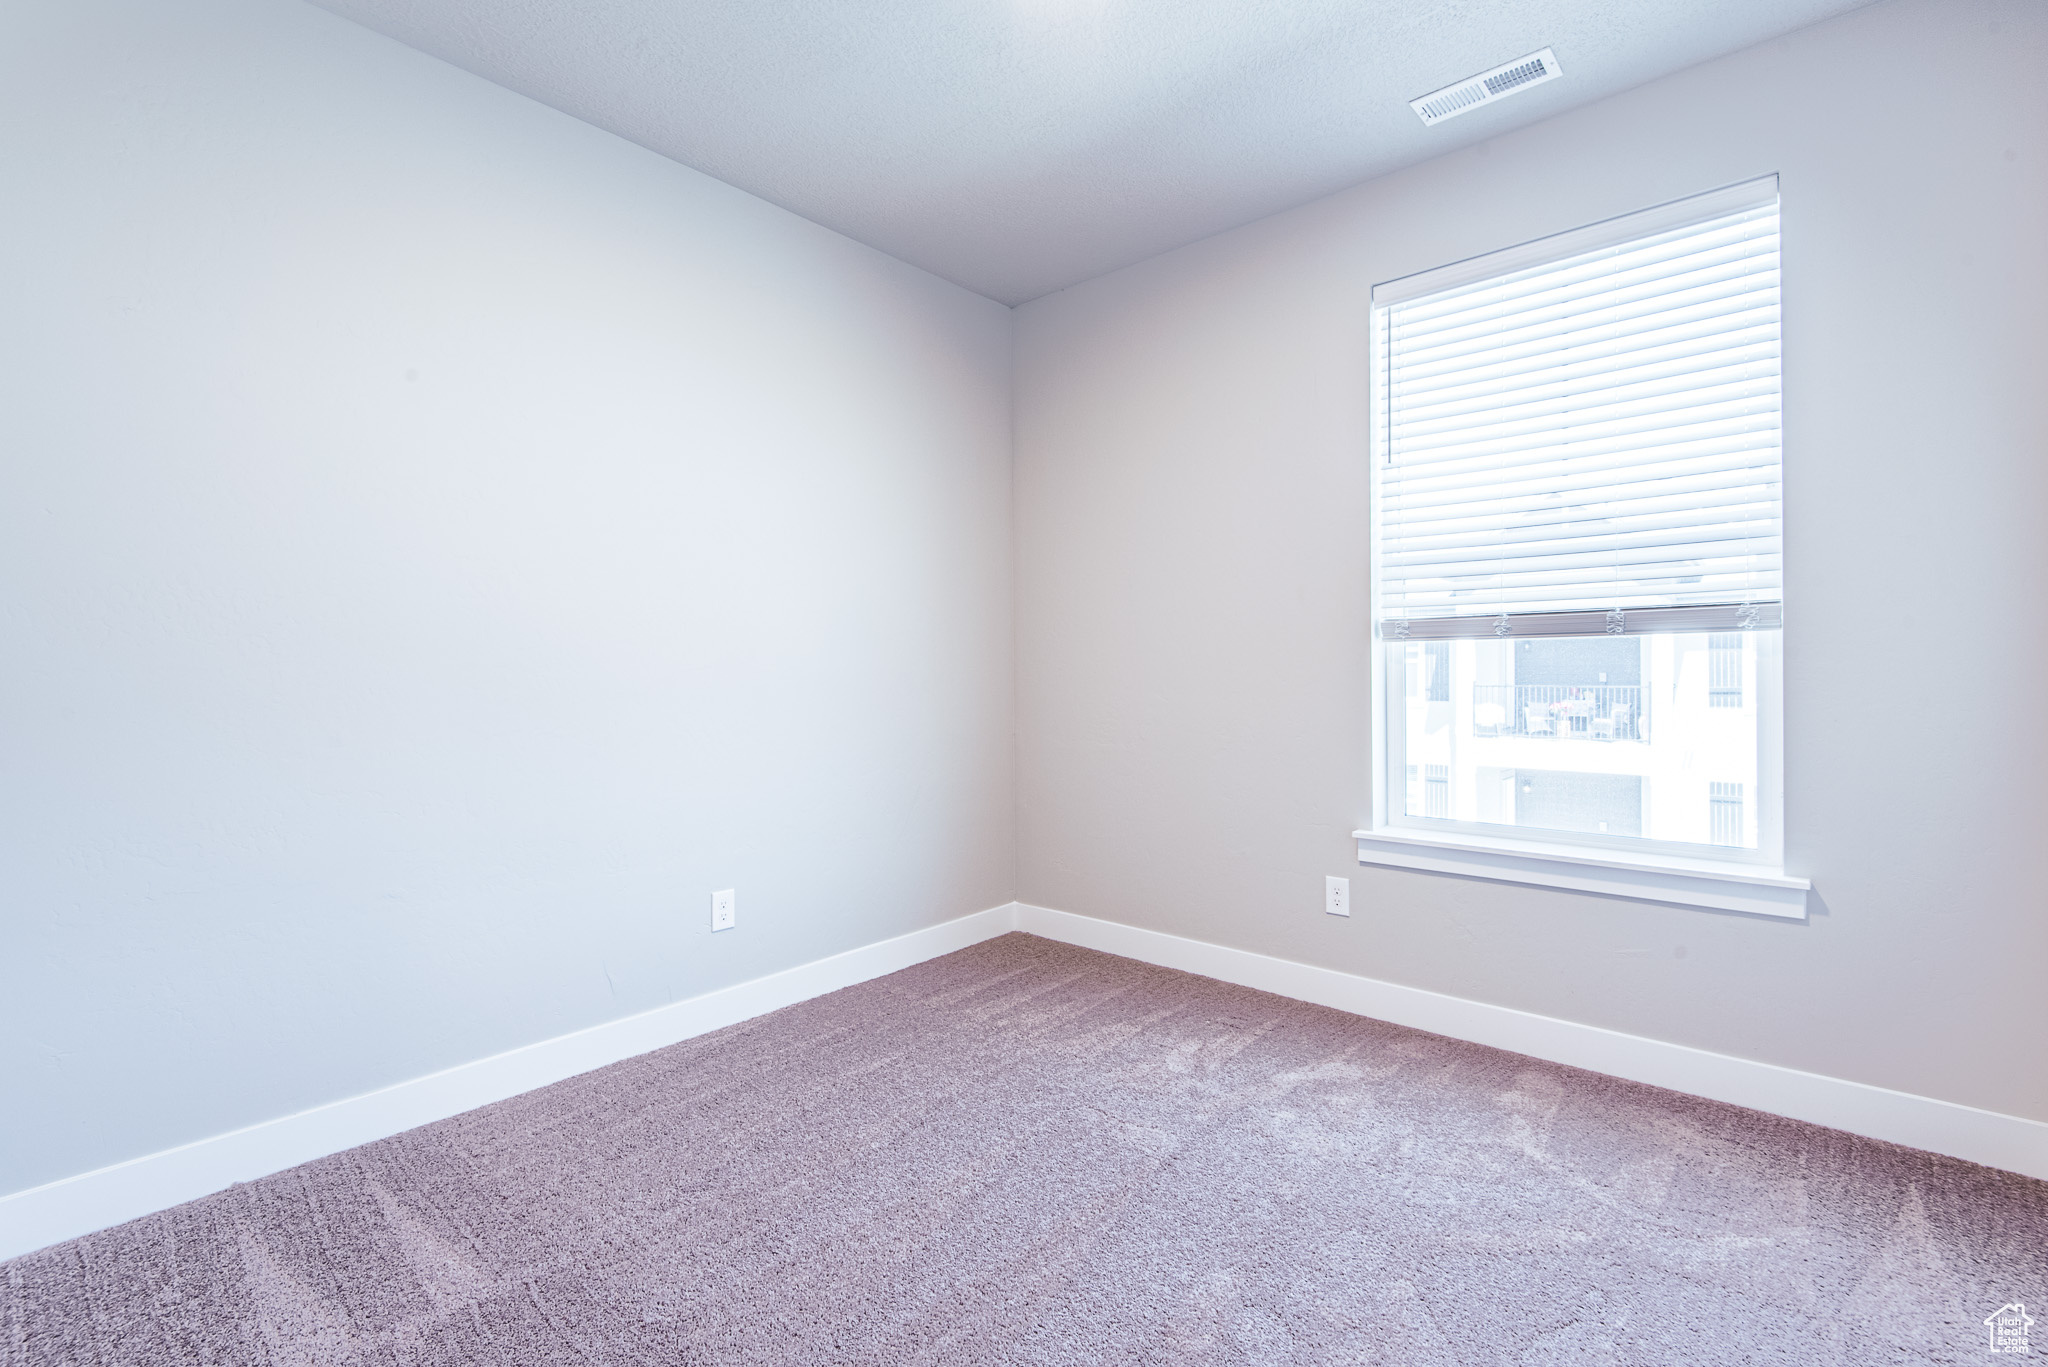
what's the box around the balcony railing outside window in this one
[1472,685,1646,742]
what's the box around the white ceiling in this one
[305,0,1876,304]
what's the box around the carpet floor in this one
[5,932,2044,1366]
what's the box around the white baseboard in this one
[1014,903,2048,1183]
[10,899,2040,1263]
[0,903,1021,1262]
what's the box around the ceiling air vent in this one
[1410,48,1562,127]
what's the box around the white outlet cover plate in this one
[711,889,736,932]
[1326,876,1351,917]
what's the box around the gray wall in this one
[1015,0,2048,1122]
[0,0,1014,1196]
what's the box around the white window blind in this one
[1373,178,1782,640]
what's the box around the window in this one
[1369,178,1784,873]
[1424,763,1450,818]
[1404,763,1452,818]
[1709,781,1745,846]
[1708,632,1744,707]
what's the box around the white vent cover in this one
[1410,48,1562,127]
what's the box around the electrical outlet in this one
[1326,876,1350,917]
[710,888,736,932]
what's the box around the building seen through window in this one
[1400,632,1760,847]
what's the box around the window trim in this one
[1364,183,1800,913]
[1350,826,1810,920]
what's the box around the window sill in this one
[1352,828,1810,919]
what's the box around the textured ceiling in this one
[305,0,1877,303]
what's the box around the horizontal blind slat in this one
[1392,351,1780,427]
[1390,502,1784,558]
[1389,289,1779,382]
[1392,253,1779,363]
[1388,448,1780,506]
[1390,469,1782,525]
[1396,574,1784,613]
[1393,207,1780,322]
[1389,408,1780,471]
[1391,533,1784,579]
[1386,319,1781,402]
[1384,432,1777,493]
[1391,383,1780,452]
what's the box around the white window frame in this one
[1357,181,1806,918]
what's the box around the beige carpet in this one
[5,932,2043,1365]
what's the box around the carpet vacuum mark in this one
[4,933,2044,1365]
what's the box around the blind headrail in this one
[1371,175,1780,311]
